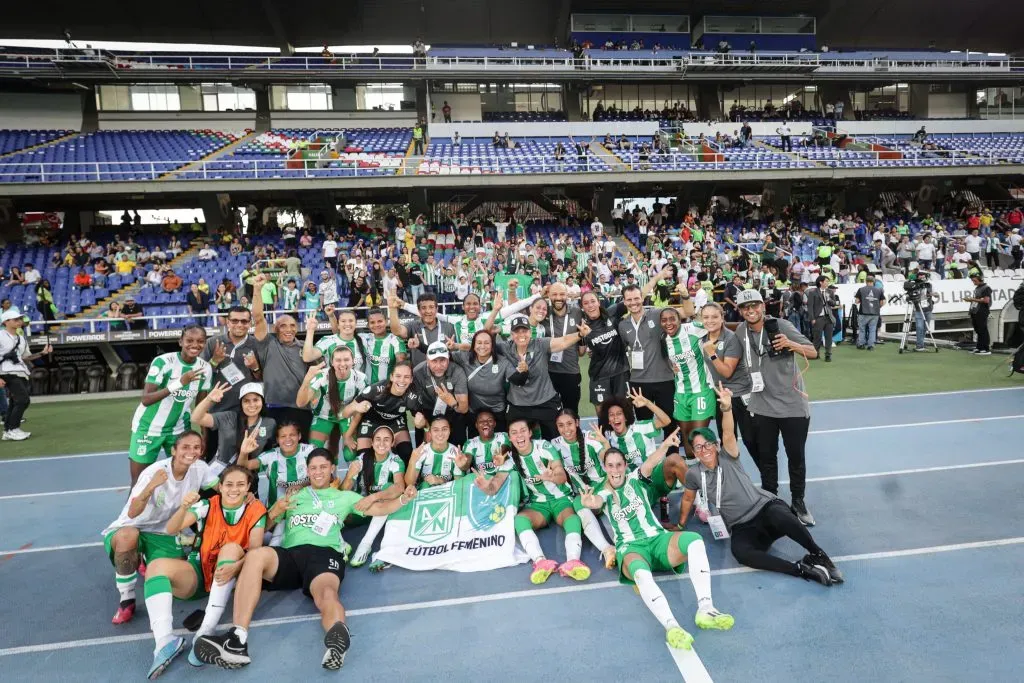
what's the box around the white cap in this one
[1,308,23,323]
[239,382,264,400]
[735,289,764,306]
[426,341,449,360]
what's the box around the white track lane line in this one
[668,644,715,683]
[0,486,127,500]
[1,535,1021,657]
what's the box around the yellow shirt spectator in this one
[116,260,135,274]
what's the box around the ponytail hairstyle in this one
[364,425,395,495]
[504,418,530,483]
[327,346,355,418]
[555,407,589,489]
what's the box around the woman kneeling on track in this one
[297,345,366,460]
[503,417,591,584]
[406,416,471,489]
[579,430,734,651]
[549,409,617,570]
[102,432,219,625]
[237,421,314,545]
[337,425,406,568]
[343,362,416,466]
[195,449,416,672]
[190,381,276,477]
[144,465,267,678]
[598,388,694,524]
[680,384,843,586]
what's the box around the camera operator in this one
[907,269,938,352]
[965,273,992,355]
[735,290,819,526]
[854,273,884,350]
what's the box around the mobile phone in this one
[763,317,788,358]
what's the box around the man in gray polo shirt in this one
[854,273,884,350]
[618,281,675,443]
[411,341,470,444]
[546,283,584,415]
[680,385,841,586]
[734,289,819,526]
[200,305,262,459]
[389,292,456,367]
[252,274,311,437]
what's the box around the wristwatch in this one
[708,353,718,361]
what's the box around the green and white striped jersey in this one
[514,439,574,503]
[550,436,607,489]
[308,367,367,421]
[463,433,512,475]
[351,452,405,495]
[439,314,494,345]
[315,334,365,373]
[607,419,662,470]
[421,264,438,286]
[131,353,214,437]
[281,287,300,311]
[666,322,713,395]
[360,332,406,382]
[597,470,662,545]
[412,443,461,487]
[258,443,316,507]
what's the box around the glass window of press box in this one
[978,87,1024,119]
[97,84,256,111]
[582,84,697,117]
[570,14,690,33]
[430,83,563,116]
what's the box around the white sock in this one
[633,568,679,630]
[685,537,715,611]
[196,578,235,638]
[232,625,248,644]
[564,532,582,562]
[355,515,388,557]
[517,529,544,562]
[578,508,611,552]
[115,571,137,603]
[144,589,175,652]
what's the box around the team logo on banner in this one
[410,486,456,543]
[466,476,511,531]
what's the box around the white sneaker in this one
[11,428,31,438]
[2,430,29,441]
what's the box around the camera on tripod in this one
[903,273,930,304]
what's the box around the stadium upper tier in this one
[1,129,1023,182]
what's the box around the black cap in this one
[509,315,530,331]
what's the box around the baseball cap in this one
[239,382,264,400]
[1,308,23,323]
[735,289,764,307]
[426,341,449,360]
[508,315,531,331]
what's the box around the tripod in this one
[898,299,938,353]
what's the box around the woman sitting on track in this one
[190,382,275,477]
[143,465,267,678]
[461,409,511,475]
[579,429,735,651]
[297,345,366,460]
[237,421,314,546]
[195,449,416,672]
[343,362,416,465]
[337,425,407,568]
[549,409,617,570]
[405,416,470,489]
[102,432,219,626]
[503,417,591,584]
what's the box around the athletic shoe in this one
[976,350,992,356]
[529,558,559,584]
[825,353,832,363]
[914,347,929,352]
[2,429,28,441]
[340,542,353,563]
[368,560,392,573]
[187,641,203,668]
[602,546,617,570]
[138,560,147,578]
[855,345,864,350]
[111,600,135,625]
[558,559,591,581]
[797,560,834,586]
[804,551,844,584]
[194,629,251,669]
[665,625,694,650]
[695,608,735,631]
[321,621,351,671]
[867,347,874,351]
[791,498,815,526]
[148,637,186,680]
[349,545,371,568]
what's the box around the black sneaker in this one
[791,498,816,526]
[825,353,832,363]
[804,551,844,584]
[194,629,251,669]
[322,621,351,670]
[797,560,833,586]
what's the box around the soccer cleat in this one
[602,547,617,570]
[148,637,186,680]
[665,625,694,650]
[529,558,559,584]
[791,498,815,526]
[804,551,844,584]
[349,545,371,568]
[187,641,204,668]
[558,559,591,582]
[340,542,353,563]
[797,560,834,586]
[368,560,392,573]
[111,600,136,625]
[695,608,735,631]
[194,629,251,669]
[321,621,351,671]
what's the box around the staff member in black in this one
[805,275,836,362]
[735,289,819,526]
[965,273,993,355]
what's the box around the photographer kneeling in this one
[680,383,843,586]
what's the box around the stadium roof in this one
[3,0,1021,54]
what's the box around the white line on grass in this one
[1,535,1021,657]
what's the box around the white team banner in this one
[836,276,1020,316]
[374,476,529,572]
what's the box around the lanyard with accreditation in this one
[307,487,336,536]
[700,468,731,540]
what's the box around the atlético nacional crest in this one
[467,476,511,531]
[409,486,456,543]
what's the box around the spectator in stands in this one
[198,243,218,262]
[915,234,936,272]
[22,264,40,285]
[74,269,93,290]
[167,236,183,258]
[776,123,793,152]
[161,269,183,293]
[452,132,461,147]
[251,274,310,434]
[187,284,211,317]
[36,280,58,330]
[442,100,452,123]
[912,127,927,143]
[101,301,126,332]
[120,297,145,330]
[322,233,339,271]
[7,267,24,286]
[413,120,426,155]
[965,230,983,263]
[966,273,993,355]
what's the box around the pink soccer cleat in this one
[529,558,559,585]
[111,601,136,625]
[558,559,591,582]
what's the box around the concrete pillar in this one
[254,87,272,133]
[762,181,791,210]
[199,194,228,232]
[415,84,429,122]
[594,187,615,221]
[696,85,722,121]
[965,87,980,119]
[81,86,99,134]
[408,189,430,220]
[332,86,357,111]
[565,85,585,122]
[909,84,930,119]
